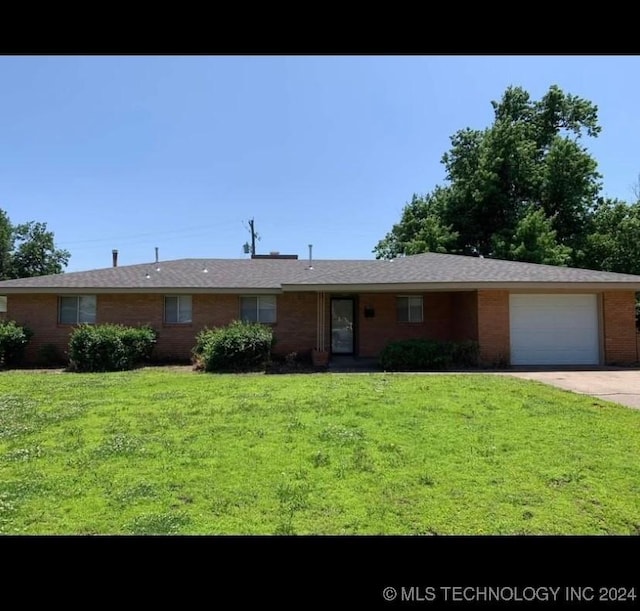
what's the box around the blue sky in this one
[1,55,638,272]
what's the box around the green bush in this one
[0,320,33,368]
[193,320,274,373]
[451,340,480,367]
[68,324,157,372]
[379,339,479,371]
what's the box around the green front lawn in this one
[0,369,638,534]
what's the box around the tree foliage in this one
[581,198,640,276]
[374,84,604,266]
[491,207,572,266]
[0,209,70,280]
[374,190,458,260]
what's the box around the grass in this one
[0,368,639,535]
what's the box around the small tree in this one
[0,208,70,281]
[9,221,70,279]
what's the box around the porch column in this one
[316,291,326,351]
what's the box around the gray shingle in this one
[0,252,639,291]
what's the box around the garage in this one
[509,294,600,365]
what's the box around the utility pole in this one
[248,218,259,256]
[249,218,256,256]
[242,218,260,256]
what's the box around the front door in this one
[331,298,354,355]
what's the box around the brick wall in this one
[602,291,638,365]
[6,294,72,363]
[271,293,317,356]
[5,292,319,364]
[353,292,456,357]
[7,288,637,367]
[451,291,478,341]
[476,290,510,365]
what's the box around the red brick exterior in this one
[476,290,510,365]
[602,291,638,365]
[271,293,317,356]
[6,292,319,364]
[353,292,478,357]
[6,294,70,363]
[451,291,478,342]
[3,288,639,366]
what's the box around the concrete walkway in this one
[503,369,640,410]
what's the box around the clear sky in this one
[1,55,638,272]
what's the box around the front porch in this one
[310,290,479,361]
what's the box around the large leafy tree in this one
[374,85,602,264]
[0,209,70,280]
[491,207,572,266]
[373,189,458,259]
[581,198,640,276]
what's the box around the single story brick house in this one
[0,252,639,366]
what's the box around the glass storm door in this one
[331,298,354,354]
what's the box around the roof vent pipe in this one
[155,246,159,263]
[308,244,313,270]
[112,249,118,268]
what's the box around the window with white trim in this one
[240,295,277,323]
[59,295,97,324]
[164,295,192,324]
[396,295,423,323]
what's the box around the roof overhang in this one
[281,281,640,292]
[0,287,283,295]
[1,282,640,294]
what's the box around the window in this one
[164,295,192,324]
[59,295,96,324]
[0,296,6,313]
[397,296,423,323]
[240,295,277,323]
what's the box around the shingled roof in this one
[1,253,640,292]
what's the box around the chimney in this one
[251,253,298,260]
[112,249,118,268]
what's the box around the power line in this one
[57,219,241,247]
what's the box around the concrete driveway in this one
[505,369,640,409]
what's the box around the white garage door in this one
[509,294,599,365]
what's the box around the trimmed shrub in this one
[379,339,479,371]
[451,340,480,367]
[68,324,157,372]
[193,320,274,373]
[0,320,33,368]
